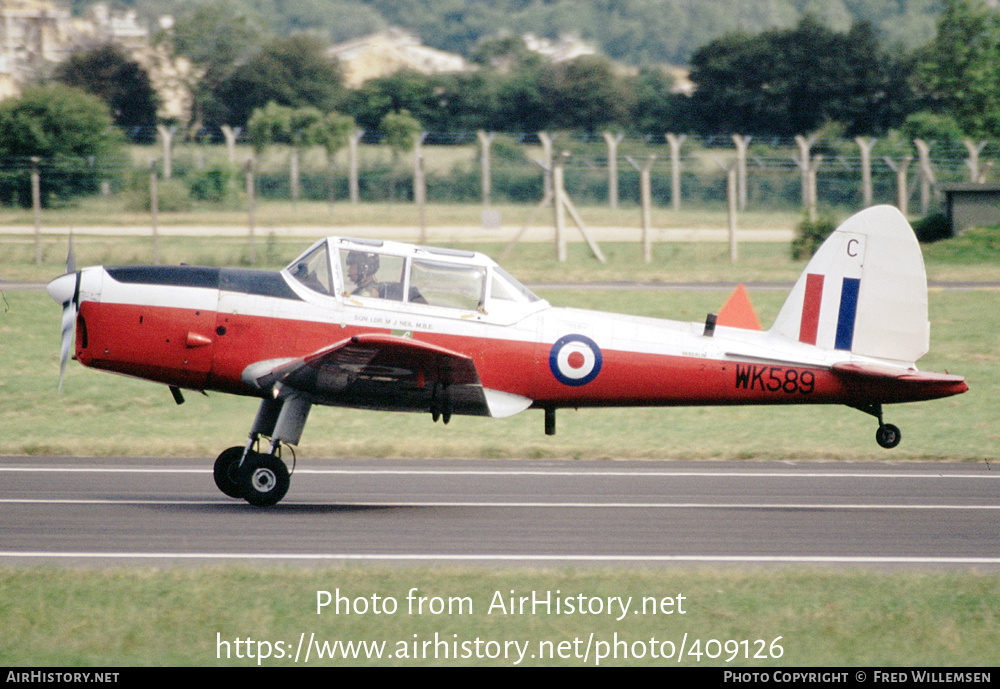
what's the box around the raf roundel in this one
[549,334,603,386]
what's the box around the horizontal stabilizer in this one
[831,361,968,402]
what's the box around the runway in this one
[2,456,998,568]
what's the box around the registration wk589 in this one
[734,364,816,395]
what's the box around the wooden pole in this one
[149,160,160,265]
[31,157,41,265]
[603,131,623,210]
[553,154,567,262]
[854,137,876,208]
[727,164,738,263]
[245,158,257,265]
[666,133,685,210]
[477,130,494,207]
[641,156,655,263]
[731,135,751,211]
[349,129,363,204]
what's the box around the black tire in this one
[876,423,901,449]
[213,446,245,498]
[237,452,290,507]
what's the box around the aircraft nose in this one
[46,272,77,305]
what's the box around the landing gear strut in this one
[851,402,902,449]
[213,394,312,506]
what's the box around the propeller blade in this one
[58,291,76,392]
[47,235,80,391]
[65,230,76,274]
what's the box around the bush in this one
[912,212,952,243]
[791,214,837,260]
[188,164,239,204]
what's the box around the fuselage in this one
[55,236,967,415]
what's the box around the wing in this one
[831,362,968,403]
[241,333,531,418]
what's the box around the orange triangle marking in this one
[716,283,762,330]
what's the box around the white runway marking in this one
[0,497,997,510]
[2,551,999,566]
[2,466,997,480]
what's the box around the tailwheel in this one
[876,423,902,449]
[213,446,245,498]
[237,451,290,506]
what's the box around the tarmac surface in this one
[2,456,998,568]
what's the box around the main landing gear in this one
[214,444,291,506]
[213,395,311,506]
[852,402,902,449]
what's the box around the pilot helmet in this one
[346,251,380,281]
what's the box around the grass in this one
[1,567,997,666]
[1,285,993,461]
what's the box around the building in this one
[328,28,471,88]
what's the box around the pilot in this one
[346,251,381,297]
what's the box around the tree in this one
[627,67,689,135]
[167,0,267,127]
[915,0,1000,137]
[687,16,914,136]
[538,55,630,133]
[380,110,422,159]
[0,84,125,205]
[211,35,344,127]
[309,111,356,157]
[247,102,296,153]
[53,44,158,129]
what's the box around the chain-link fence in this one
[5,131,999,217]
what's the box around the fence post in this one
[413,131,428,209]
[731,135,751,211]
[627,155,657,263]
[807,155,822,223]
[854,137,876,207]
[666,133,685,210]
[245,158,256,265]
[156,125,174,179]
[603,131,623,209]
[727,163,738,263]
[149,159,160,266]
[349,129,364,204]
[538,132,554,200]
[31,157,41,264]
[964,139,987,182]
[290,147,300,205]
[221,125,239,164]
[914,139,937,215]
[553,153,567,262]
[477,130,494,206]
[416,153,426,243]
[883,155,912,216]
[794,134,817,210]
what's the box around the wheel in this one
[237,452,290,507]
[213,446,245,498]
[876,423,901,449]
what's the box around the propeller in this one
[45,234,79,391]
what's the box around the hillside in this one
[106,0,942,65]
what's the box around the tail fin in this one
[771,206,929,365]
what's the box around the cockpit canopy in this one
[285,237,545,318]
